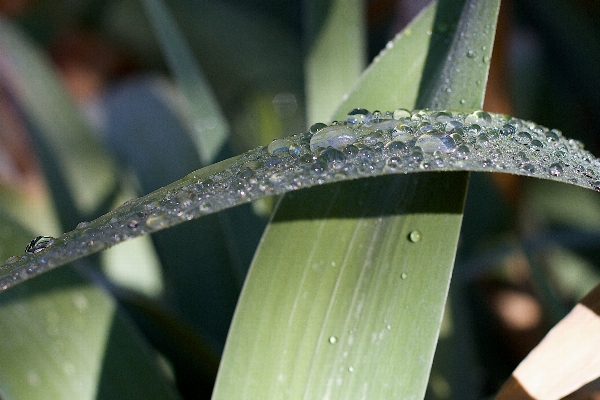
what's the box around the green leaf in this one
[3,107,599,291]
[0,208,178,400]
[213,0,500,398]
[304,0,366,122]
[141,0,229,165]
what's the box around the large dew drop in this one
[415,134,456,153]
[310,125,357,151]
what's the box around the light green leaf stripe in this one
[142,0,229,164]
[304,0,366,123]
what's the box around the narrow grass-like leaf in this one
[141,0,229,164]
[2,108,599,290]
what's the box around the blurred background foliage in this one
[0,0,599,398]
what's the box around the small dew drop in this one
[549,163,563,177]
[408,230,422,243]
[329,336,338,344]
[346,108,371,124]
[348,366,354,373]
[392,109,411,120]
[521,163,536,174]
[25,236,55,254]
[309,125,357,151]
[515,131,532,145]
[309,123,327,135]
[466,49,475,58]
[76,221,91,229]
[145,214,169,230]
[401,273,408,280]
[456,145,470,159]
[267,139,292,154]
[459,99,466,105]
[5,256,19,264]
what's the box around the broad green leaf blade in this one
[213,173,469,399]
[0,16,119,226]
[304,0,366,122]
[0,208,178,400]
[141,0,229,165]
[214,0,501,398]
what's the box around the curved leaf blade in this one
[1,109,598,290]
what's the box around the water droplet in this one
[456,145,470,159]
[408,230,422,242]
[5,256,19,264]
[238,167,256,180]
[546,129,561,141]
[309,122,327,135]
[531,140,544,149]
[592,181,600,192]
[318,148,346,165]
[386,156,403,169]
[386,141,408,154]
[459,99,466,105]
[176,190,193,207]
[499,124,515,136]
[466,49,475,58]
[549,163,563,177]
[415,133,456,153]
[329,336,338,344]
[264,157,282,168]
[410,149,424,162]
[521,163,535,173]
[127,220,140,229]
[401,273,408,280]
[199,201,213,212]
[145,214,169,230]
[25,236,55,254]
[311,161,326,172]
[76,221,91,229]
[267,139,292,154]
[346,108,371,124]
[348,366,354,372]
[393,109,411,120]
[464,110,492,126]
[310,125,357,151]
[515,131,532,145]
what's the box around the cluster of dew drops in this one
[2,108,600,288]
